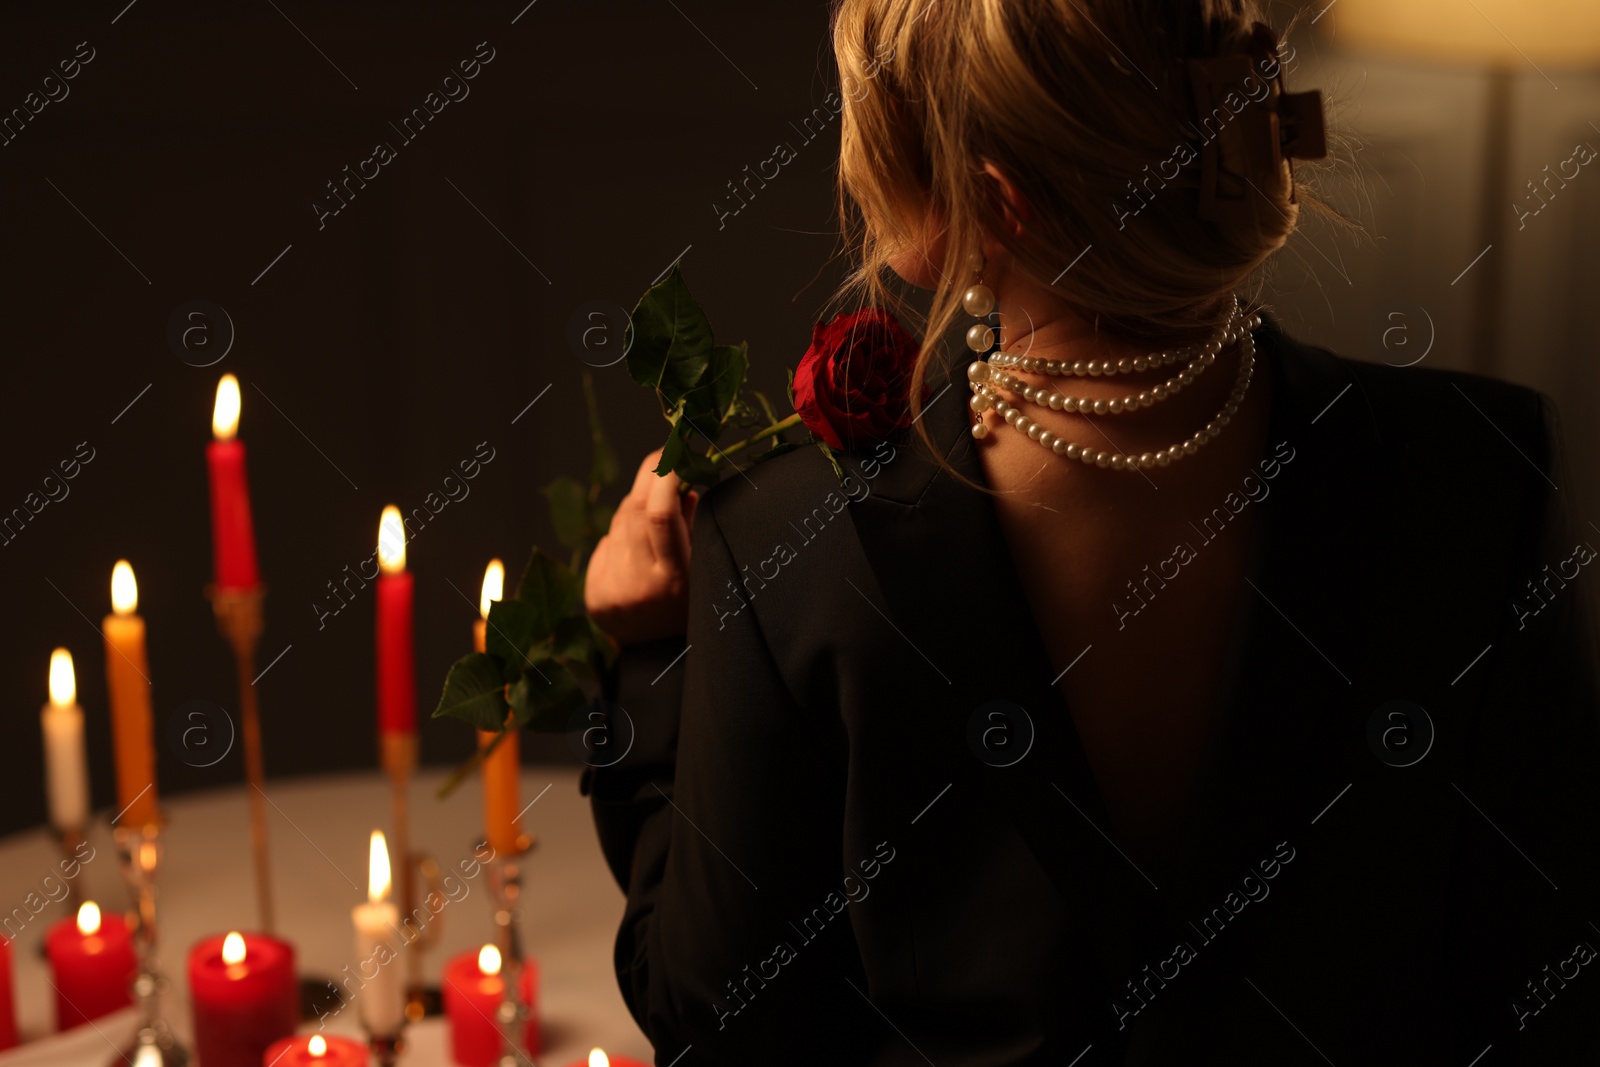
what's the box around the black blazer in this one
[583,314,1600,1066]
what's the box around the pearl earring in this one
[963,249,997,439]
[963,250,996,355]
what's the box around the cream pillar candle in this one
[351,830,406,1035]
[41,649,88,832]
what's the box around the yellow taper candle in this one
[474,559,521,855]
[104,560,158,828]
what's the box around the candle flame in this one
[478,943,502,976]
[589,1050,610,1067]
[308,1035,327,1058]
[76,901,101,936]
[368,829,392,903]
[212,375,241,440]
[111,560,138,615]
[479,559,504,619]
[377,506,406,574]
[222,931,246,965]
[48,648,75,707]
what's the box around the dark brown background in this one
[0,0,847,835]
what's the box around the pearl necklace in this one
[966,307,1262,471]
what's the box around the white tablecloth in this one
[0,767,653,1065]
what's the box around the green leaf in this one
[786,366,797,411]
[582,371,620,488]
[588,616,618,671]
[551,614,596,662]
[432,653,512,731]
[658,423,721,486]
[514,547,584,628]
[591,503,615,539]
[541,476,589,551]
[626,265,714,405]
[485,599,541,668]
[813,436,846,481]
[507,660,587,733]
[707,342,749,426]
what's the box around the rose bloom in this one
[792,307,924,451]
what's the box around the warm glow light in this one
[308,1035,328,1058]
[48,648,75,707]
[1332,0,1600,66]
[368,829,392,904]
[479,559,504,619]
[589,1050,609,1067]
[221,931,247,965]
[212,374,241,441]
[377,506,406,574]
[478,944,502,976]
[76,901,101,936]
[111,560,139,615]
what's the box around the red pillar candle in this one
[261,1033,367,1067]
[0,926,20,1050]
[441,945,541,1066]
[44,902,135,1031]
[375,506,415,735]
[188,931,298,1067]
[563,1050,650,1067]
[207,374,261,590]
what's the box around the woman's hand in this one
[585,449,700,646]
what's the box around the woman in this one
[581,1,1600,1063]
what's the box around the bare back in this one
[974,341,1276,878]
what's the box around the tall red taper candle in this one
[375,506,415,735]
[207,374,261,590]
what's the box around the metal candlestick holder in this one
[51,824,88,915]
[111,816,187,1067]
[381,733,446,1021]
[366,1029,407,1067]
[207,583,275,934]
[488,840,538,1067]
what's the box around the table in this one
[0,767,653,1065]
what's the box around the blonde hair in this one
[828,0,1354,466]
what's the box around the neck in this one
[983,280,1248,458]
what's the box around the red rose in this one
[792,308,925,451]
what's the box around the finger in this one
[626,448,666,509]
[681,489,700,536]
[643,465,690,569]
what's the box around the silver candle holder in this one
[488,841,538,1067]
[110,816,187,1067]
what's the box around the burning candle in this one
[44,901,135,1031]
[475,559,522,856]
[442,944,541,1066]
[207,374,261,590]
[104,561,158,828]
[351,829,406,1036]
[565,1049,649,1067]
[375,507,415,737]
[40,649,88,833]
[187,930,298,1067]
[0,934,16,1050]
[261,1032,366,1067]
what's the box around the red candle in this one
[563,1050,650,1067]
[189,931,298,1067]
[207,374,261,590]
[0,927,20,1050]
[261,1033,366,1067]
[375,506,415,735]
[44,902,135,1031]
[441,945,541,1066]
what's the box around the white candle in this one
[41,648,89,831]
[352,829,406,1035]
